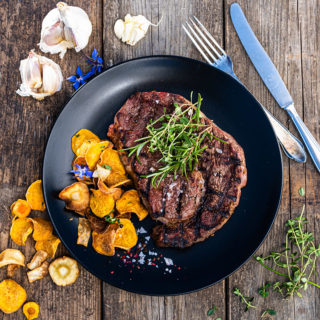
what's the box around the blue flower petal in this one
[67,75,77,82]
[76,66,83,76]
[97,56,103,64]
[92,48,98,59]
[73,81,80,90]
[97,66,102,73]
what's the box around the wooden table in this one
[0,0,319,319]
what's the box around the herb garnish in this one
[105,214,122,226]
[207,305,217,316]
[233,288,256,311]
[255,205,320,298]
[258,282,271,298]
[123,93,228,187]
[298,187,305,197]
[261,309,276,317]
[102,164,112,170]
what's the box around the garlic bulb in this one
[39,2,92,59]
[16,50,63,101]
[114,14,161,46]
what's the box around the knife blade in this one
[230,3,292,108]
[230,2,320,173]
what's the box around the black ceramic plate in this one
[43,56,282,295]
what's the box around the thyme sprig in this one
[123,93,228,187]
[233,288,256,312]
[255,205,320,298]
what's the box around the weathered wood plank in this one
[297,0,320,319]
[0,1,102,319]
[225,0,309,319]
[102,1,225,320]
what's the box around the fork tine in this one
[182,25,214,64]
[189,17,222,59]
[192,16,227,56]
[185,22,218,63]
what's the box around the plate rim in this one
[42,55,283,296]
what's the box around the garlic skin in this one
[114,14,161,46]
[16,51,63,101]
[39,2,92,59]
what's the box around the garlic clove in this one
[114,14,161,46]
[16,51,63,101]
[23,52,42,89]
[39,2,92,59]
[114,19,125,39]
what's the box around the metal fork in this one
[183,16,306,163]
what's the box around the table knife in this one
[230,3,320,173]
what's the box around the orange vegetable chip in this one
[10,218,33,245]
[10,199,31,218]
[71,129,100,155]
[7,264,20,277]
[0,279,27,314]
[75,139,99,157]
[89,189,115,218]
[106,173,131,188]
[77,218,91,247]
[35,236,61,258]
[99,148,126,175]
[23,302,39,320]
[26,180,46,211]
[85,141,111,169]
[29,218,53,241]
[92,224,119,256]
[97,179,123,200]
[114,219,138,251]
[116,190,148,221]
[59,182,90,214]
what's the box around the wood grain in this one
[0,0,319,319]
[0,0,102,319]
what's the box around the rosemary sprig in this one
[123,93,228,187]
[255,205,320,298]
[233,288,256,312]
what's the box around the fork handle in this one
[285,103,320,172]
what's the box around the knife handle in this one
[285,103,320,172]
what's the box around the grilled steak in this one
[108,91,247,248]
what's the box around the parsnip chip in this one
[27,250,48,270]
[72,156,92,184]
[97,179,123,200]
[89,189,115,218]
[49,256,79,286]
[23,302,39,320]
[10,218,33,245]
[72,129,100,155]
[116,190,148,221]
[27,261,49,283]
[85,141,111,169]
[59,182,90,214]
[10,199,31,218]
[7,264,20,277]
[26,180,46,211]
[99,148,126,174]
[35,236,61,258]
[77,218,91,247]
[0,249,25,268]
[114,219,138,251]
[92,164,111,181]
[92,224,119,256]
[29,217,53,241]
[0,279,27,314]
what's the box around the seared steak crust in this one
[108,92,247,248]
